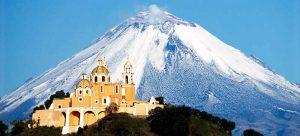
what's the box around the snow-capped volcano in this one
[1,6,299,135]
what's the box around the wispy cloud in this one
[147,4,166,24]
[135,4,168,24]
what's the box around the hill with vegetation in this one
[79,105,233,136]
[1,105,238,136]
[0,91,262,136]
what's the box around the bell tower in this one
[123,59,134,85]
[122,58,135,101]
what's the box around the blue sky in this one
[0,0,299,97]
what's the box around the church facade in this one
[32,58,163,134]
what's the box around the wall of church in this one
[71,95,91,107]
[32,110,65,127]
[123,85,135,101]
[53,98,71,109]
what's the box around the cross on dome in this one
[97,57,107,68]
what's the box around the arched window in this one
[86,90,89,94]
[79,90,82,94]
[115,86,118,93]
[58,104,62,109]
[95,76,98,82]
[102,76,105,82]
[125,75,128,84]
[100,86,103,93]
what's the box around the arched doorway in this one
[69,111,80,126]
[58,112,66,127]
[98,111,106,120]
[84,111,96,125]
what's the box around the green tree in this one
[147,106,191,136]
[66,92,70,97]
[105,103,118,115]
[31,105,45,117]
[220,118,235,133]
[44,90,69,109]
[243,129,263,136]
[10,120,27,135]
[155,96,164,104]
[0,120,8,136]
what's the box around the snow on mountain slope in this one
[1,6,299,135]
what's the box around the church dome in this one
[91,66,109,75]
[76,79,92,88]
[91,58,110,75]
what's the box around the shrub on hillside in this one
[94,113,152,136]
[191,108,235,133]
[155,96,164,104]
[243,129,263,136]
[0,120,8,136]
[147,105,234,136]
[7,119,61,136]
[18,126,61,136]
[10,120,27,135]
[147,106,192,136]
[64,113,153,136]
[105,103,118,115]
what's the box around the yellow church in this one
[32,58,163,134]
